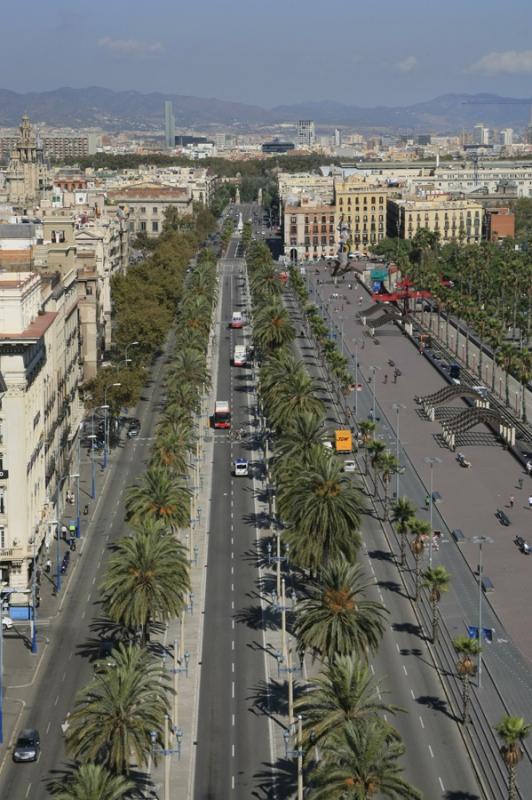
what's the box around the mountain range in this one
[0,87,530,133]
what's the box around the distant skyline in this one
[3,0,532,108]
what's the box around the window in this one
[86,284,93,296]
[140,221,147,232]
[291,216,297,224]
[0,526,4,548]
[0,492,4,515]
[152,207,158,214]
[51,230,65,243]
[152,221,159,233]
[140,207,147,214]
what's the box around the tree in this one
[422,566,450,643]
[152,419,193,474]
[453,636,480,724]
[309,719,422,799]
[495,343,518,406]
[125,465,190,531]
[66,644,171,774]
[168,347,210,389]
[294,654,396,751]
[495,715,531,800]
[374,451,399,520]
[253,302,296,352]
[101,520,190,643]
[391,498,416,567]
[280,455,364,571]
[267,369,324,431]
[295,561,388,663]
[358,421,376,476]
[408,518,430,601]
[366,440,386,496]
[50,764,134,800]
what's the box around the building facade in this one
[164,101,175,149]
[108,183,193,237]
[334,178,388,250]
[297,120,315,148]
[284,200,337,263]
[387,196,484,243]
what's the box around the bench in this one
[452,529,465,543]
[495,508,511,526]
[482,577,495,593]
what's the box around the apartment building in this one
[284,199,337,263]
[107,183,193,237]
[387,196,484,243]
[278,172,334,204]
[334,178,388,250]
[0,133,99,161]
[297,120,316,148]
[0,269,81,593]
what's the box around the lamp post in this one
[30,532,38,654]
[424,456,442,567]
[88,434,97,499]
[471,535,493,689]
[103,383,121,469]
[369,365,381,421]
[124,340,139,367]
[392,404,406,499]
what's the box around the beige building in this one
[284,199,337,263]
[107,182,193,237]
[278,172,334,204]
[387,196,483,243]
[334,178,388,250]
[2,116,51,208]
[0,269,82,592]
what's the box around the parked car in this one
[2,615,13,631]
[343,460,357,473]
[13,729,40,762]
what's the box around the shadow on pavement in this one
[392,621,426,640]
[247,677,305,718]
[416,694,458,722]
[234,604,280,632]
[444,792,480,800]
[377,579,409,599]
[252,758,297,799]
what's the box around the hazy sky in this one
[3,0,532,107]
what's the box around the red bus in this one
[214,401,231,429]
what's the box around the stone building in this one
[3,116,51,208]
[107,182,193,238]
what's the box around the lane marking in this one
[54,694,59,706]
[232,640,235,651]
[395,642,400,653]
[46,721,51,734]
[232,714,235,727]
[419,716,424,729]
[438,777,445,791]
[403,665,408,676]
[428,745,434,758]
[231,583,234,592]
[25,784,31,798]
[410,689,415,699]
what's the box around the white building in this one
[297,120,315,148]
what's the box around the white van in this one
[231,311,243,329]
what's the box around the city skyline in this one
[2,0,532,107]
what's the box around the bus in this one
[214,401,231,429]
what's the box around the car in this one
[127,422,141,439]
[13,729,40,762]
[233,458,249,477]
[95,640,117,672]
[2,615,13,631]
[343,460,357,473]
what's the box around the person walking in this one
[424,494,430,509]
[509,495,515,509]
[529,495,532,510]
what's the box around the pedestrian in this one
[383,374,388,384]
[529,495,532,510]
[424,494,430,509]
[509,495,515,509]
[518,477,524,490]
[61,524,67,540]
[45,559,52,573]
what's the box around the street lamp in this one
[87,434,97,499]
[471,535,493,689]
[369,365,381,421]
[103,383,121,469]
[392,404,406,498]
[124,340,139,367]
[424,456,442,567]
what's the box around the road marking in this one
[54,694,59,706]
[438,777,445,791]
[69,651,73,661]
[232,744,235,757]
[232,640,235,650]
[232,619,235,629]
[419,715,424,729]
[231,583,234,592]
[428,745,434,758]
[231,551,234,560]
[403,665,408,676]
[232,775,235,790]
[25,784,31,798]
[92,576,96,585]
[231,565,234,575]
[232,680,235,696]
[395,642,400,653]
[62,671,66,682]
[81,610,86,619]
[232,714,235,726]
[231,536,234,545]
[231,600,234,610]
[410,689,415,699]
[87,593,91,603]
[46,721,51,734]
[232,663,235,674]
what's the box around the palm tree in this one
[274,411,326,464]
[66,644,171,774]
[375,451,399,520]
[453,636,480,724]
[168,346,210,388]
[294,654,396,751]
[391,498,416,567]
[408,518,430,601]
[253,302,295,352]
[251,265,283,300]
[267,369,324,431]
[358,421,376,476]
[152,419,193,474]
[422,566,451,643]
[309,719,422,799]
[495,342,517,403]
[102,520,190,643]
[495,715,531,800]
[280,455,365,571]
[50,764,134,800]
[514,348,532,422]
[125,465,191,531]
[367,440,386,496]
[295,561,388,663]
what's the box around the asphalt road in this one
[286,292,483,799]
[0,335,173,799]
[194,249,272,799]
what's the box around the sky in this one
[2,0,532,108]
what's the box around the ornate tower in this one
[6,115,49,207]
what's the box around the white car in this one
[233,458,249,477]
[343,460,357,473]
[2,616,13,630]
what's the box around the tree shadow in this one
[247,677,306,718]
[234,604,280,631]
[242,511,271,530]
[416,694,458,722]
[252,758,298,799]
[377,580,408,598]
[47,764,149,798]
[368,549,395,563]
[444,793,480,800]
[392,621,426,640]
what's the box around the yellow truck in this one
[335,429,353,453]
